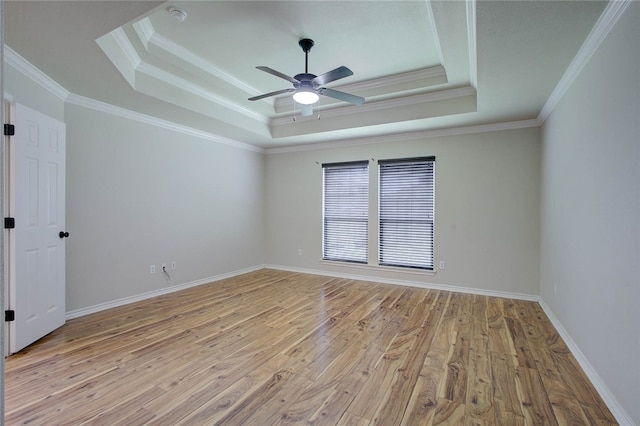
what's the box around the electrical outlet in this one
[150,264,156,274]
[171,261,177,270]
[439,260,445,270]
[298,248,303,256]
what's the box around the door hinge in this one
[4,217,15,229]
[5,310,15,322]
[4,123,15,136]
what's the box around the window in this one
[379,157,435,270]
[322,161,369,263]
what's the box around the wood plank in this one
[465,295,495,424]
[490,352,525,425]
[514,367,558,426]
[541,377,590,425]
[4,269,617,425]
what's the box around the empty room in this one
[1,0,638,424]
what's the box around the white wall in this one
[64,104,265,311]
[540,2,640,423]
[265,127,540,296]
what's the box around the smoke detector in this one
[167,7,187,22]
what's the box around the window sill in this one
[319,260,436,276]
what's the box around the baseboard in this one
[263,264,539,302]
[538,298,633,425]
[65,264,265,320]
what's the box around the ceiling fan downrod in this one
[299,38,314,74]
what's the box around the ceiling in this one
[4,1,608,149]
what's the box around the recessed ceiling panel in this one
[148,1,441,89]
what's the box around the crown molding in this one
[149,30,261,97]
[274,66,447,110]
[538,0,632,122]
[137,62,268,124]
[5,46,262,153]
[66,93,264,154]
[466,0,477,89]
[134,17,263,99]
[425,1,445,68]
[111,27,141,69]
[265,118,539,154]
[271,86,476,127]
[100,21,268,124]
[132,16,154,50]
[3,46,70,101]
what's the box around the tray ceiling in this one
[4,1,608,149]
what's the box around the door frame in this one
[3,98,15,357]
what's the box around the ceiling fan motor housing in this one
[294,73,320,90]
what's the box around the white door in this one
[8,103,66,353]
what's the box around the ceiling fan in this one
[248,38,365,108]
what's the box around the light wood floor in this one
[5,269,616,425]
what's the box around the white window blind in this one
[379,157,435,269]
[323,161,369,263]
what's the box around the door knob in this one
[59,231,69,239]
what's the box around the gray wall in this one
[540,2,640,423]
[3,65,64,121]
[265,128,541,296]
[64,104,265,311]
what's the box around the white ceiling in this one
[4,1,608,149]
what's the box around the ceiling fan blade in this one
[313,66,353,86]
[256,66,298,84]
[248,88,295,101]
[319,88,365,106]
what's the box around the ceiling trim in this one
[66,93,264,154]
[99,26,269,125]
[538,0,632,123]
[466,0,478,89]
[132,16,153,50]
[5,45,537,156]
[265,119,540,155]
[136,62,268,124]
[2,47,262,154]
[274,66,447,110]
[134,18,262,97]
[424,1,444,67]
[4,46,70,101]
[271,86,476,127]
[112,27,141,69]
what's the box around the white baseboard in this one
[538,298,633,425]
[264,263,539,302]
[65,264,265,320]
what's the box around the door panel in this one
[10,103,66,353]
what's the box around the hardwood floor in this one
[5,269,616,425]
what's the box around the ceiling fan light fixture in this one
[293,90,319,105]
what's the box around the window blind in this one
[323,161,369,263]
[379,157,435,269]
